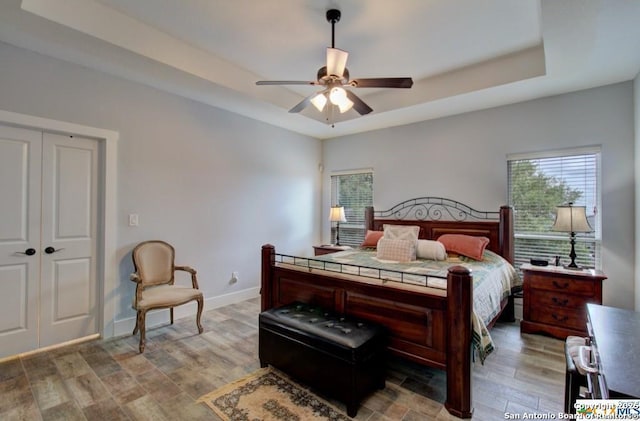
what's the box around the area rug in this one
[197,367,351,421]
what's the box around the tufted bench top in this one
[259,302,386,354]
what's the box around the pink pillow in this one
[437,234,489,260]
[361,230,384,247]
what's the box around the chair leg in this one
[196,297,204,334]
[170,308,174,325]
[132,311,140,335]
[137,310,147,353]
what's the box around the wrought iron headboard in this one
[373,197,500,221]
[365,197,514,263]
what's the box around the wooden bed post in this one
[261,244,275,311]
[445,265,473,419]
[499,205,514,264]
[364,206,374,231]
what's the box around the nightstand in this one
[520,263,606,339]
[313,245,352,256]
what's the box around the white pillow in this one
[376,238,416,262]
[383,224,420,242]
[416,239,447,261]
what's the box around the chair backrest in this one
[132,241,175,287]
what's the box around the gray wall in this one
[635,72,640,312]
[0,41,322,330]
[323,83,635,310]
[1,39,636,322]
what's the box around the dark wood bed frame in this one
[261,197,514,418]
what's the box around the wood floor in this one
[0,298,566,420]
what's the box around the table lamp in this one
[329,206,347,246]
[552,203,592,269]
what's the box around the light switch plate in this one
[128,213,139,226]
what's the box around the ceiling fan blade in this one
[256,80,319,86]
[326,47,348,77]
[345,90,373,115]
[288,91,323,113]
[349,77,413,88]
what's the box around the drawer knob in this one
[551,313,568,322]
[552,297,569,306]
[552,280,569,289]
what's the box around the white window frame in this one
[507,146,602,270]
[330,169,374,247]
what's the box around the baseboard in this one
[113,286,260,338]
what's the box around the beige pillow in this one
[376,238,416,262]
[383,224,420,242]
[416,240,447,261]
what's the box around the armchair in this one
[130,240,204,352]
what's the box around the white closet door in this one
[40,133,99,347]
[0,125,99,358]
[0,125,42,356]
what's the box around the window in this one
[507,147,601,270]
[330,170,373,246]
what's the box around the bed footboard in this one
[260,244,473,418]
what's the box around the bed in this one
[260,197,520,418]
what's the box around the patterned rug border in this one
[197,367,351,421]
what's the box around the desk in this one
[587,303,640,398]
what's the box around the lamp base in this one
[562,264,583,271]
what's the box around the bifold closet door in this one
[39,132,99,348]
[0,125,99,357]
[0,125,42,356]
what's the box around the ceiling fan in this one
[256,9,413,119]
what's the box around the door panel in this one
[40,133,98,347]
[0,125,99,357]
[0,125,41,356]
[52,258,92,321]
[0,264,29,332]
[53,145,94,238]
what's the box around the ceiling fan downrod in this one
[326,9,341,49]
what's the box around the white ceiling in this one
[1,0,639,139]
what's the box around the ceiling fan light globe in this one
[338,98,354,113]
[329,87,347,105]
[310,93,327,112]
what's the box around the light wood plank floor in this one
[0,298,566,420]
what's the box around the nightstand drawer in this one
[527,273,594,295]
[528,306,585,331]
[528,289,589,309]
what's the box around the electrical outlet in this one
[230,271,239,284]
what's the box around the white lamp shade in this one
[310,93,327,112]
[328,87,354,113]
[329,87,347,105]
[326,47,348,77]
[329,206,347,222]
[552,205,592,233]
[337,97,354,113]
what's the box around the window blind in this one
[507,149,601,270]
[330,171,373,246]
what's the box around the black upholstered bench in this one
[259,302,387,417]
